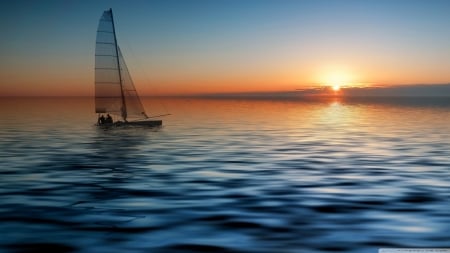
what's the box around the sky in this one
[1,0,450,96]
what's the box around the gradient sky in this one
[1,0,450,96]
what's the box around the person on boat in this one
[98,114,105,125]
[106,114,113,124]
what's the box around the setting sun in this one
[318,68,354,92]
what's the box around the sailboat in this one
[95,8,166,127]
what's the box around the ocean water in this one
[0,97,449,253]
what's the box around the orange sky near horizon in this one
[2,60,449,96]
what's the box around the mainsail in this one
[95,9,147,121]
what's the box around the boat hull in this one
[97,120,162,128]
[121,120,162,127]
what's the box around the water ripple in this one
[1,98,449,252]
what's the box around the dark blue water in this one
[1,97,449,253]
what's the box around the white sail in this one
[95,10,121,115]
[95,9,147,121]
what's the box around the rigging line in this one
[147,113,171,118]
[128,114,171,121]
[95,54,118,57]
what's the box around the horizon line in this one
[2,83,450,98]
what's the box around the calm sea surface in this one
[0,97,449,253]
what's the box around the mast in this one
[109,8,127,121]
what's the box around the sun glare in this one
[320,69,353,92]
[332,84,341,91]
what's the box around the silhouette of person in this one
[106,114,113,124]
[98,114,105,125]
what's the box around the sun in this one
[319,69,351,92]
[332,84,341,91]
